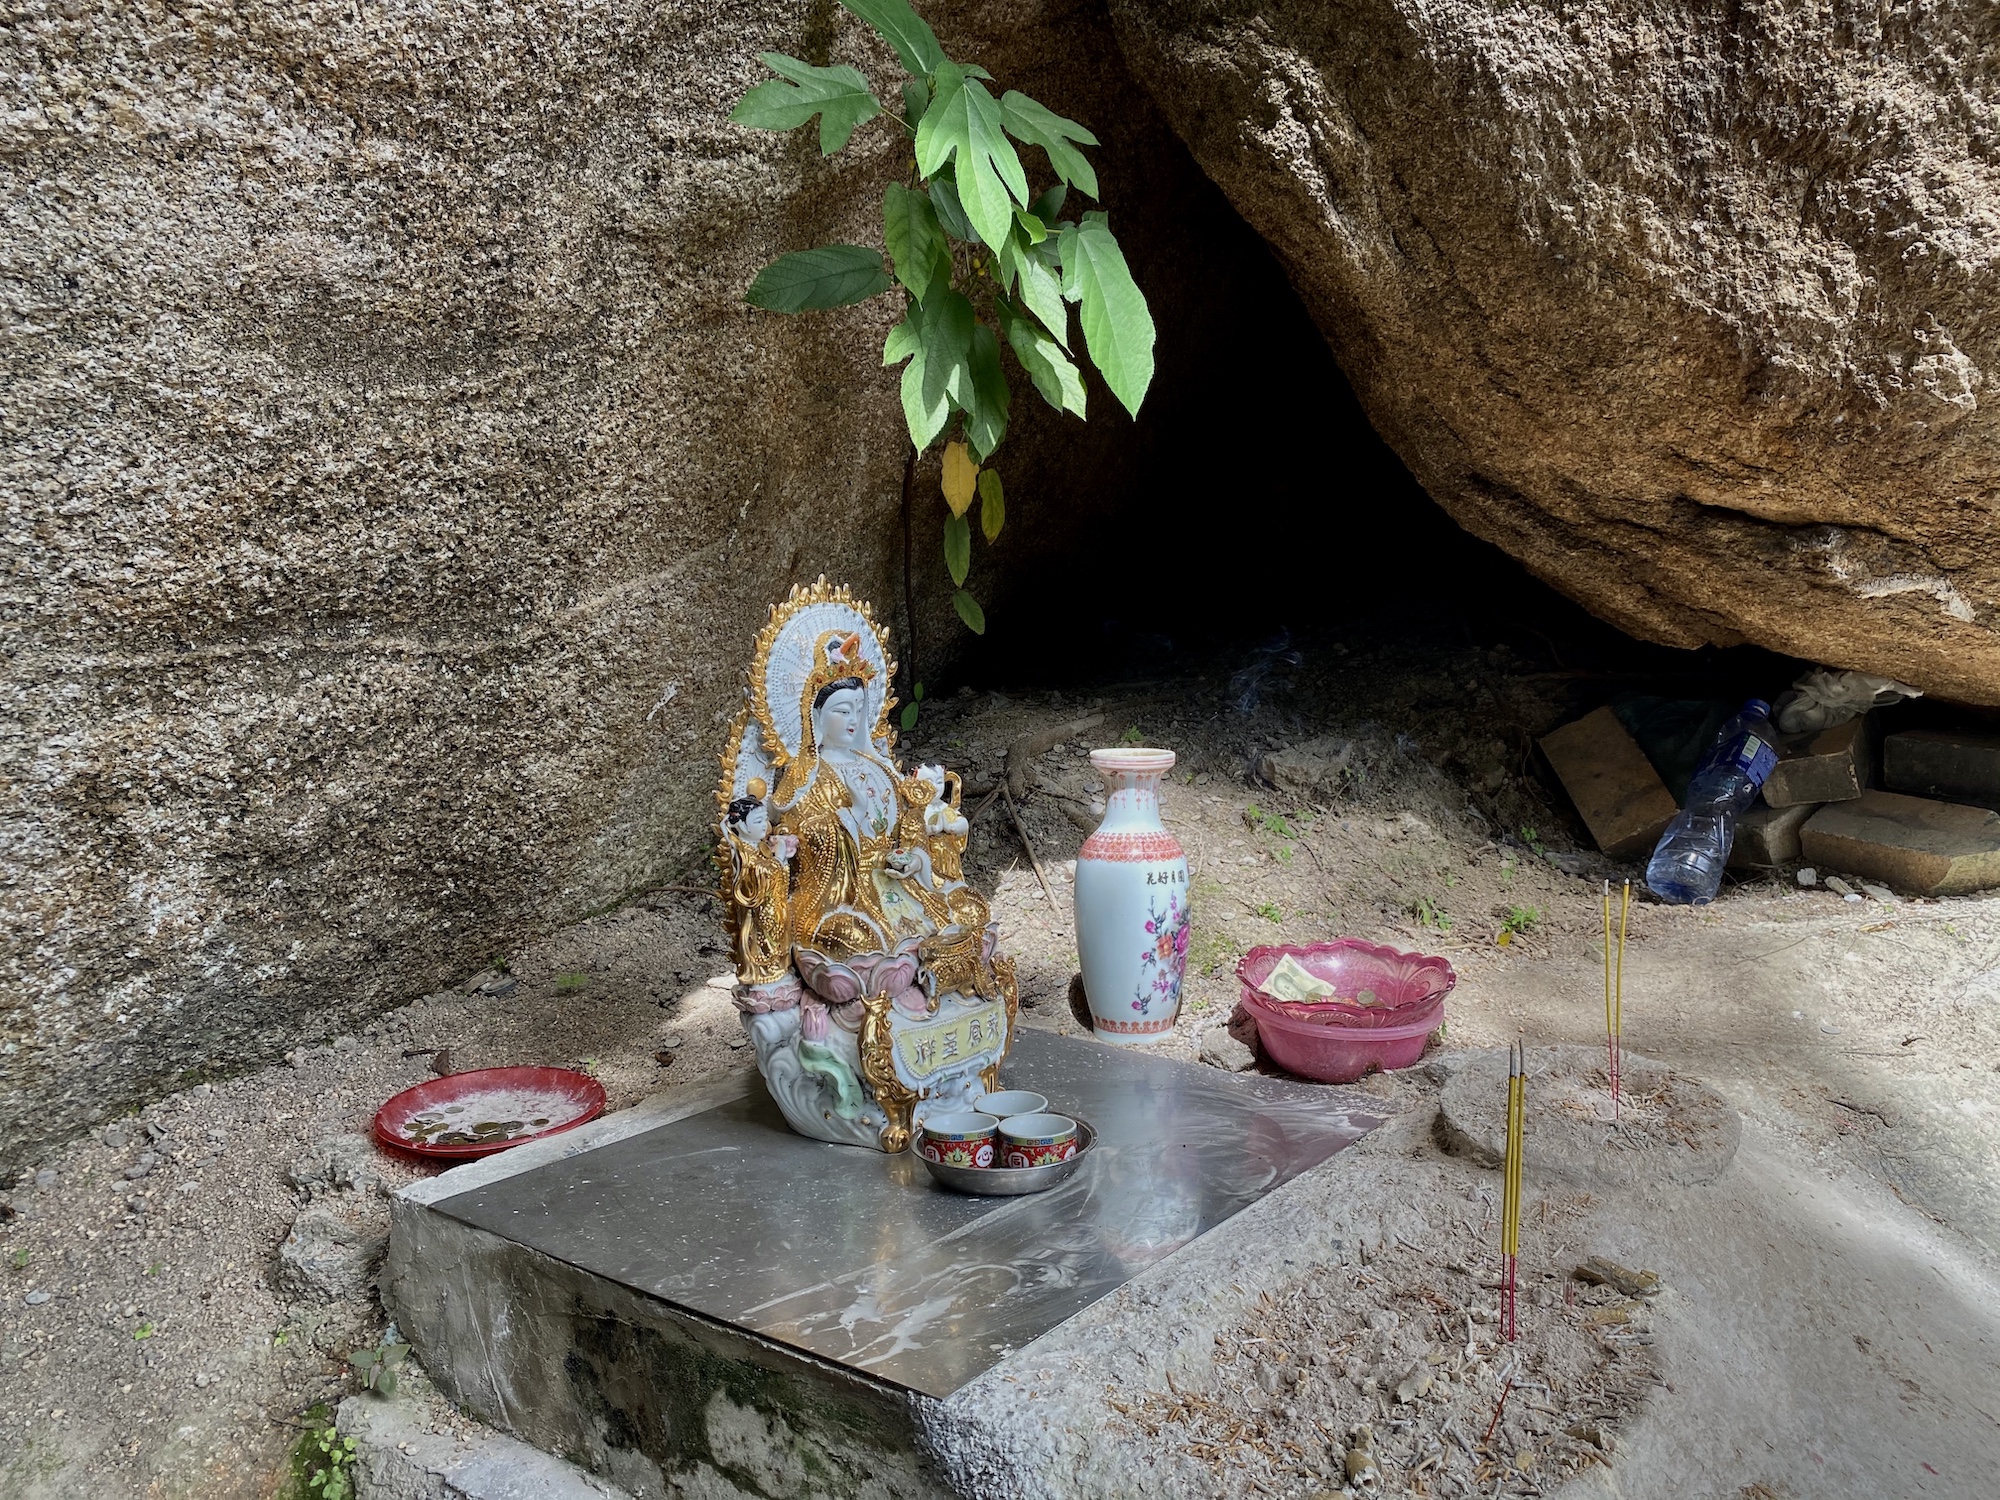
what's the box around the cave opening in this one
[944,175,1814,854]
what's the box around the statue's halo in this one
[747,578,896,765]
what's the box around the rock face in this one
[0,0,1283,1167]
[1109,0,2000,703]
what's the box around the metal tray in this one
[915,1119,1097,1196]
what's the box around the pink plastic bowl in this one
[1244,993,1444,1083]
[1236,939,1456,1028]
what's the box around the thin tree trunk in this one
[900,444,919,698]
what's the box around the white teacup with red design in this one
[974,1090,1047,1120]
[998,1112,1079,1168]
[918,1112,998,1168]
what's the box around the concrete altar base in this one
[382,1031,1383,1499]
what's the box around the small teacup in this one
[974,1090,1048,1120]
[998,1112,1078,1168]
[918,1112,998,1168]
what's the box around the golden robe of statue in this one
[774,664,982,962]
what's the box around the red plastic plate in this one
[373,1066,607,1159]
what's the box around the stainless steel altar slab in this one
[428,1028,1382,1397]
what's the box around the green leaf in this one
[979,469,1004,541]
[927,170,976,242]
[837,0,946,78]
[900,702,920,730]
[953,589,986,633]
[882,183,949,301]
[883,317,920,365]
[1029,182,1067,223]
[902,78,929,129]
[963,320,1009,459]
[1014,209,1047,245]
[997,301,1086,417]
[943,512,971,585]
[1058,212,1154,417]
[747,246,893,312]
[913,680,925,700]
[900,353,949,448]
[915,62,1029,250]
[999,91,1099,197]
[731,54,882,155]
[918,287,975,411]
[1003,234,1068,346]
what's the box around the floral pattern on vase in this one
[1075,747,1189,1044]
[1136,892,1191,1012]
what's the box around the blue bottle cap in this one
[1743,698,1772,717]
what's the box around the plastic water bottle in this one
[1644,698,1780,905]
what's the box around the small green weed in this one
[555,972,589,994]
[1496,904,1541,946]
[1254,902,1284,924]
[133,1321,155,1341]
[1409,896,1452,932]
[1119,725,1144,745]
[144,1260,161,1277]
[1518,826,1546,857]
[1244,803,1296,838]
[1274,845,1294,865]
[349,1339,410,1396]
[305,1424,358,1500]
[1187,928,1235,978]
[899,680,926,731]
[10,1248,27,1271]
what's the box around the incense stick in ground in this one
[1614,879,1632,1122]
[1601,881,1614,1105]
[1501,1039,1525,1342]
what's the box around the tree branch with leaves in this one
[731,0,1156,639]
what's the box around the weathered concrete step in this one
[1883,727,2000,812]
[1800,790,2000,896]
[340,1387,635,1500]
[1540,706,1677,858]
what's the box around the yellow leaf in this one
[941,440,977,517]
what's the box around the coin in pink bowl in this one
[998,1112,1078,1168]
[917,1112,998,1168]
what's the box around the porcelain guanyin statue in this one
[715,579,1017,1151]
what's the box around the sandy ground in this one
[3,648,1998,1498]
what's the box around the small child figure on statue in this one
[724,779,797,992]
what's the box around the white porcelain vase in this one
[1074,748,1189,1044]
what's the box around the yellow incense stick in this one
[1503,1041,1524,1258]
[1511,1051,1524,1255]
[1616,880,1631,1055]
[1602,882,1613,1058]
